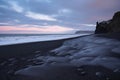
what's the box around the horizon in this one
[0,30,94,34]
[0,0,120,34]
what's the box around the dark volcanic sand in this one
[0,35,120,80]
[0,36,86,59]
[0,36,84,80]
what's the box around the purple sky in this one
[0,0,120,34]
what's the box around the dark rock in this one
[95,11,120,34]
[8,58,16,61]
[80,71,86,76]
[7,70,14,74]
[96,72,106,79]
[106,77,111,80]
[34,51,41,54]
[77,66,84,71]
[113,69,120,73]
[77,68,83,71]
[0,61,7,66]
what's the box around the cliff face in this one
[95,11,120,34]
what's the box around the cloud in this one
[14,19,20,23]
[90,0,120,10]
[0,22,10,25]
[35,0,52,3]
[9,1,24,13]
[80,24,96,27]
[58,9,71,14]
[0,25,75,34]
[0,0,120,33]
[77,23,96,31]
[0,5,8,9]
[25,11,57,21]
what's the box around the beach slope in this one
[0,33,120,80]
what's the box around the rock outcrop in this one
[95,11,120,34]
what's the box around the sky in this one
[0,0,120,34]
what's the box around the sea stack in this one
[95,11,120,34]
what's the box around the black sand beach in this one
[0,34,120,80]
[0,36,86,80]
[0,36,83,59]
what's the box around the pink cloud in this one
[0,25,75,34]
[89,0,119,10]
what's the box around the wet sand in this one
[0,36,84,59]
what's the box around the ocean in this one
[0,34,90,46]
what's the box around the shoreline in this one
[0,35,90,59]
[0,34,91,46]
[0,34,90,47]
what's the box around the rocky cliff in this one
[95,11,120,34]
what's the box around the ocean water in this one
[0,34,89,46]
